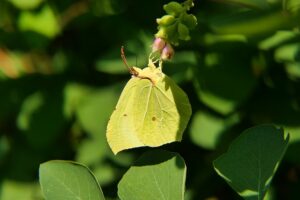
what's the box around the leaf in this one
[193,44,257,115]
[7,0,43,10]
[18,5,60,38]
[118,150,186,200]
[107,62,192,154]
[284,0,300,15]
[0,135,10,160]
[221,0,269,9]
[17,89,66,149]
[285,62,300,79]
[210,10,293,37]
[0,181,43,200]
[190,111,239,150]
[258,30,300,50]
[39,160,105,200]
[274,43,300,63]
[213,125,289,200]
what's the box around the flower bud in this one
[161,43,174,60]
[152,37,166,52]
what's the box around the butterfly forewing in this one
[107,78,144,154]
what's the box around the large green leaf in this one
[39,160,105,200]
[118,150,186,200]
[213,125,289,200]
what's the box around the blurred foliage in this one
[0,0,300,199]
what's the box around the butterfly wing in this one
[134,75,192,146]
[107,72,191,154]
[106,77,144,154]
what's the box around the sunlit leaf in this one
[18,5,60,38]
[17,92,43,131]
[7,0,43,10]
[0,181,43,200]
[259,30,300,50]
[39,160,105,200]
[285,62,300,79]
[118,150,186,200]
[274,43,300,62]
[284,0,300,15]
[214,125,289,200]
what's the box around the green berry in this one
[163,2,184,17]
[157,15,176,26]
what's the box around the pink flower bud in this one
[152,37,166,52]
[161,43,174,60]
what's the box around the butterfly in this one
[106,47,191,154]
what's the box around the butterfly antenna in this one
[121,46,137,76]
[121,46,130,69]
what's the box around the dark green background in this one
[0,0,299,199]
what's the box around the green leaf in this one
[285,62,300,79]
[7,0,43,10]
[17,90,66,149]
[190,111,239,150]
[213,125,289,200]
[223,0,269,9]
[118,150,186,200]
[210,11,293,37]
[284,0,300,15]
[193,46,257,115]
[0,181,43,200]
[258,30,300,50]
[0,136,10,160]
[274,43,300,63]
[39,160,105,200]
[18,5,60,38]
